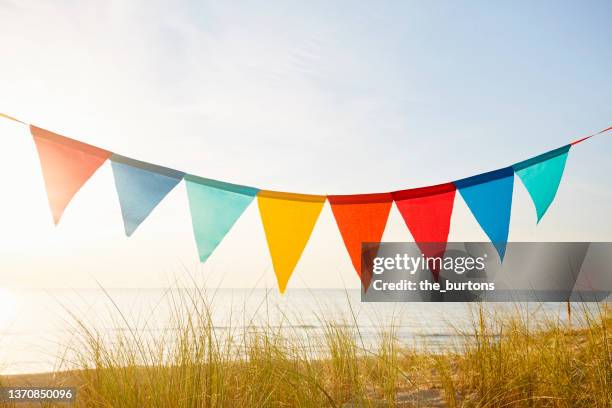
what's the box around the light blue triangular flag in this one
[513,145,570,223]
[454,167,515,260]
[185,174,259,262]
[111,154,185,236]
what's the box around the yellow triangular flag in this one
[257,190,326,293]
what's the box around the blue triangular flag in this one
[454,167,514,260]
[513,145,570,223]
[111,154,185,236]
[185,175,259,262]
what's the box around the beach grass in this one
[1,290,610,407]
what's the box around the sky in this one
[0,0,611,289]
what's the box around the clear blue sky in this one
[1,1,611,289]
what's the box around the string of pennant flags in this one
[2,112,611,292]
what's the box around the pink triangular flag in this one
[31,125,111,224]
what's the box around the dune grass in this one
[452,304,611,407]
[2,289,609,407]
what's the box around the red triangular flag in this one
[30,125,111,224]
[328,193,393,289]
[392,183,456,281]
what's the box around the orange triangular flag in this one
[328,193,393,289]
[30,125,111,224]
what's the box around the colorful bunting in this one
[454,167,514,260]
[30,125,111,224]
[328,193,393,289]
[185,175,259,262]
[513,145,570,223]
[392,183,456,281]
[0,112,604,292]
[110,154,185,236]
[257,191,325,293]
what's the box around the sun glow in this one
[0,288,17,328]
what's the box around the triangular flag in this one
[30,125,111,224]
[185,175,259,262]
[257,191,325,293]
[110,154,184,236]
[454,167,514,260]
[328,193,393,289]
[513,145,570,223]
[392,183,456,281]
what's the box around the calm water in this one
[0,288,578,375]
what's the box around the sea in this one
[0,288,586,375]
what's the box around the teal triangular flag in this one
[111,154,185,236]
[454,167,515,260]
[513,145,570,223]
[185,175,259,262]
